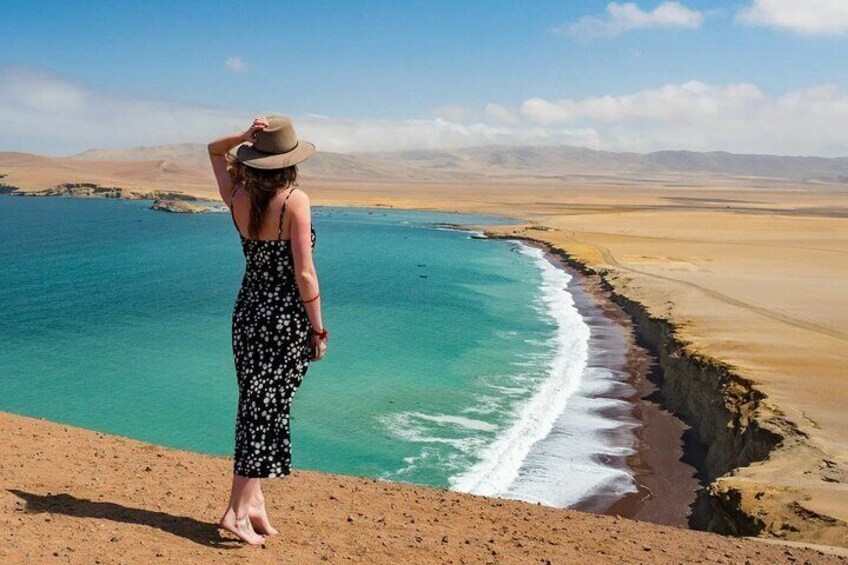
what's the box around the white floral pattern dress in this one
[228,186,316,478]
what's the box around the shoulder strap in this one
[228,182,241,208]
[228,183,242,231]
[278,187,299,240]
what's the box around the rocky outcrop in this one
[0,172,18,194]
[150,198,212,213]
[8,182,202,202]
[485,226,848,549]
[2,182,217,213]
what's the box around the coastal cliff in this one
[487,225,848,549]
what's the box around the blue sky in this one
[2,0,848,155]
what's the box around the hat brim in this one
[229,140,316,170]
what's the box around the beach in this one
[534,244,702,527]
[1,150,847,553]
[249,174,848,547]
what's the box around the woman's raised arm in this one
[207,117,268,206]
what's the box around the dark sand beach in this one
[534,243,704,527]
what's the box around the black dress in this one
[228,186,316,478]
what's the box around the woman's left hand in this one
[311,335,327,361]
[241,117,269,142]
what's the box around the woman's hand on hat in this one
[241,117,269,142]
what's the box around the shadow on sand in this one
[7,489,240,549]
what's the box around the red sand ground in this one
[1,412,844,564]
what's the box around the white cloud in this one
[521,81,765,124]
[436,105,468,122]
[2,67,848,157]
[485,103,519,125]
[225,56,247,72]
[520,81,848,156]
[736,0,848,35]
[561,2,704,39]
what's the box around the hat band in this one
[251,140,299,156]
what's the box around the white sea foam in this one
[378,239,638,509]
[449,244,592,497]
[449,242,639,509]
[377,411,493,451]
[411,412,499,432]
[461,394,502,415]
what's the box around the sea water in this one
[0,196,636,508]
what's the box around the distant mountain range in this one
[75,144,848,183]
[2,144,846,197]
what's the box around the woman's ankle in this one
[224,504,253,521]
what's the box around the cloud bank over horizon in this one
[2,66,848,158]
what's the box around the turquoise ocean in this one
[0,197,637,508]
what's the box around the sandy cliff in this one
[494,233,848,547]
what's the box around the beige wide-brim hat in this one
[229,115,316,169]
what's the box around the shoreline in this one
[490,224,848,548]
[512,239,702,527]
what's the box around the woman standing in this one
[208,115,328,545]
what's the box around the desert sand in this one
[1,145,847,553]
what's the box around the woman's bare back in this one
[230,184,298,241]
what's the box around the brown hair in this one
[228,157,299,239]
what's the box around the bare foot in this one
[218,508,266,545]
[249,500,279,536]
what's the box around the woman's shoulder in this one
[287,186,311,207]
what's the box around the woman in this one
[208,115,328,545]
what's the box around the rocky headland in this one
[149,198,214,213]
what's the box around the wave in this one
[377,239,638,509]
[449,243,592,497]
[450,242,639,509]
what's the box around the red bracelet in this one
[311,328,328,340]
[302,292,320,304]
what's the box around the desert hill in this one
[69,143,848,183]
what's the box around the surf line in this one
[450,240,639,509]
